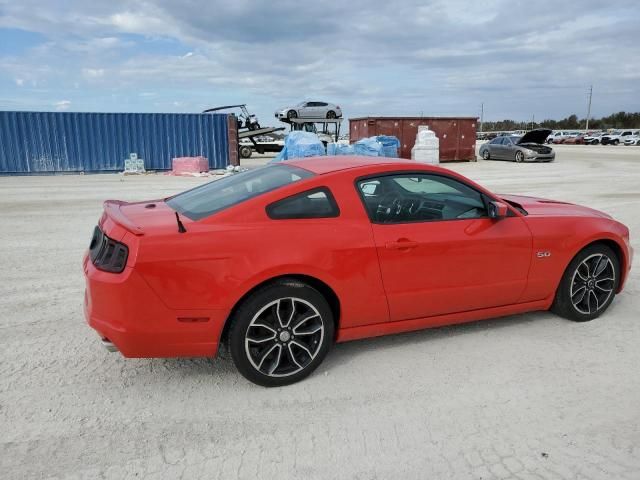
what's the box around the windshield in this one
[510,136,522,143]
[167,165,314,220]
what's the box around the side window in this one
[357,174,488,223]
[267,187,340,220]
[490,137,501,144]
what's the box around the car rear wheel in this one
[551,244,619,322]
[228,279,334,387]
[515,151,524,162]
[287,110,297,119]
[482,149,490,160]
[613,139,619,145]
[326,110,336,119]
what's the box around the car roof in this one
[285,155,440,175]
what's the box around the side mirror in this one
[488,200,509,219]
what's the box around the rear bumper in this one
[83,254,227,358]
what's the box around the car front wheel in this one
[515,151,524,162]
[482,149,490,160]
[228,279,334,387]
[287,110,297,119]
[551,244,619,322]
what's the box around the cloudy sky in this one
[1,0,638,123]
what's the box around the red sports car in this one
[84,157,632,386]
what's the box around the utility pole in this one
[480,102,484,133]
[585,85,593,131]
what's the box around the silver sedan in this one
[275,101,342,121]
[479,129,555,163]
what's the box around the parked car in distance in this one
[275,101,342,121]
[83,156,631,386]
[623,133,640,145]
[563,134,586,145]
[479,129,555,162]
[601,130,637,145]
[583,132,605,144]
[546,131,573,144]
[552,131,582,144]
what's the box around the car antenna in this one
[175,212,187,233]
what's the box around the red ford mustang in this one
[83,156,632,386]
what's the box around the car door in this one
[356,173,532,321]
[495,137,510,159]
[304,102,320,118]
[297,102,311,117]
[488,137,504,158]
[503,137,517,160]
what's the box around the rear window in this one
[167,165,314,220]
[267,187,339,219]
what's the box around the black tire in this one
[287,110,297,119]
[239,145,252,159]
[551,244,620,322]
[326,110,336,119]
[482,149,490,160]
[515,151,524,162]
[228,279,335,387]
[613,139,619,145]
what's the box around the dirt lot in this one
[1,145,639,479]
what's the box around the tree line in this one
[482,111,640,132]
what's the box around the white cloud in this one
[82,68,105,78]
[0,0,638,120]
[54,100,71,110]
[15,78,25,86]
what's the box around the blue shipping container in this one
[0,111,230,174]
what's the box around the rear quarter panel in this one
[133,171,390,330]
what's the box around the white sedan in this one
[275,101,342,121]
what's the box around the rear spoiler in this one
[103,200,145,236]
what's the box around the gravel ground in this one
[1,145,639,479]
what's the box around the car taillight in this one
[89,226,128,273]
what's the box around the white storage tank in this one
[411,126,439,164]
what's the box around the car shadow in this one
[322,310,555,369]
[131,311,557,385]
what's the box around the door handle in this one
[385,240,419,250]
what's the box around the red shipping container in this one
[349,117,478,162]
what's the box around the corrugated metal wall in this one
[0,111,230,174]
[349,117,478,161]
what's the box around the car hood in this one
[500,194,612,219]
[517,129,552,145]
